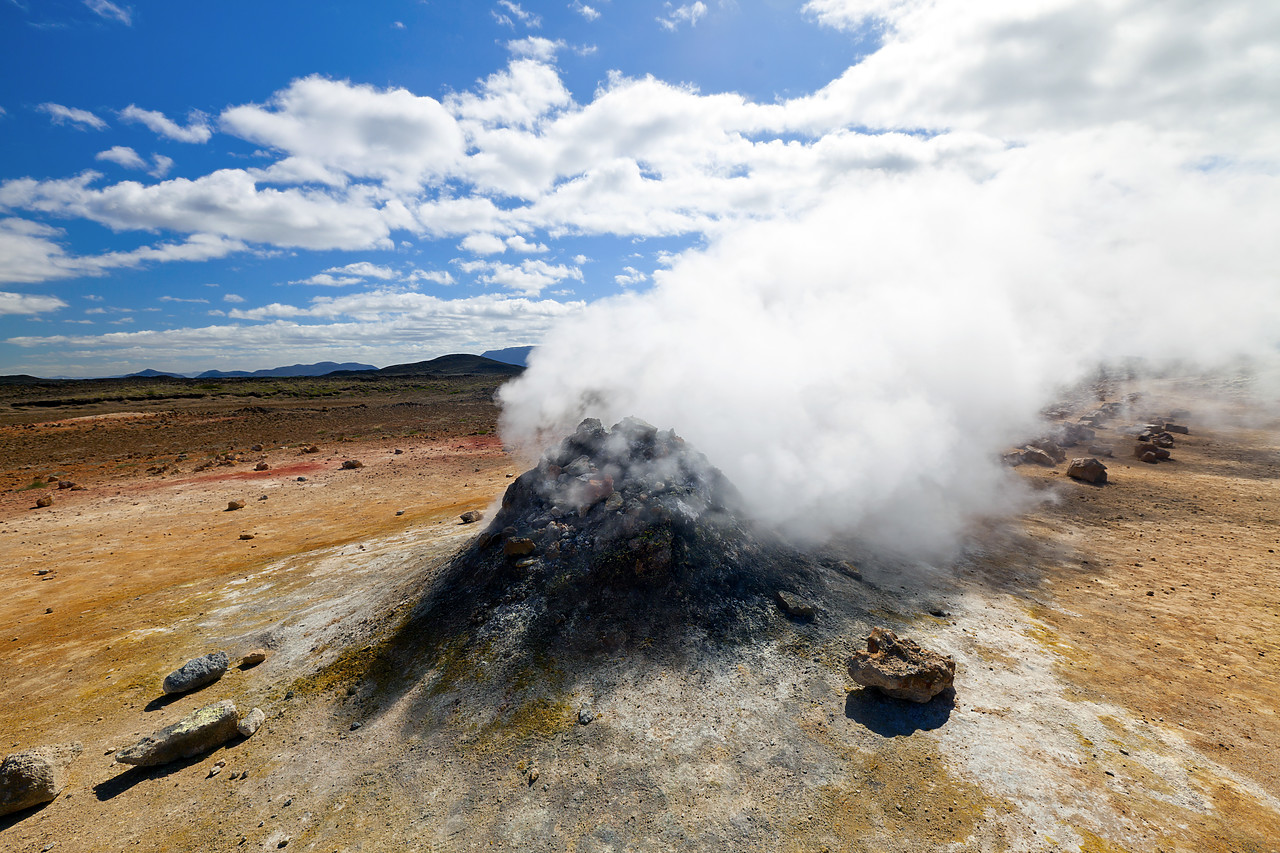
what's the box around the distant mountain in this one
[125,369,186,379]
[374,354,524,377]
[481,346,535,367]
[196,361,377,379]
[0,374,47,385]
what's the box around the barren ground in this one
[1,373,1277,852]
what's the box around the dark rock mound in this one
[405,418,834,658]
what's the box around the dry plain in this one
[0,372,1277,852]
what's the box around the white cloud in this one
[460,233,509,255]
[571,2,600,22]
[458,258,583,296]
[223,293,245,303]
[149,154,174,178]
[613,265,647,287]
[409,268,455,286]
[324,261,397,279]
[290,273,363,287]
[506,36,565,61]
[158,295,209,304]
[447,59,571,130]
[119,105,212,143]
[0,170,394,252]
[658,1,707,31]
[0,217,246,285]
[95,146,146,169]
[392,20,405,29]
[83,0,131,25]
[497,1,540,28]
[7,291,583,374]
[223,76,465,191]
[0,290,68,316]
[38,103,107,130]
[506,235,547,253]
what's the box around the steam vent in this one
[412,416,843,653]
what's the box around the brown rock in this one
[848,627,955,703]
[341,459,364,470]
[1163,423,1189,435]
[254,462,270,471]
[240,649,268,667]
[0,742,83,816]
[34,495,53,508]
[1067,457,1108,484]
[1021,447,1056,467]
[1135,445,1170,462]
[460,510,484,524]
[226,500,245,511]
[301,444,320,454]
[239,533,255,541]
[1086,445,1113,457]
[775,590,815,620]
[1029,439,1067,463]
[503,537,536,557]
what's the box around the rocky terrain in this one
[1,372,1277,852]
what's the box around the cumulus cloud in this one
[458,258,583,296]
[119,105,212,143]
[149,154,174,178]
[223,293,245,303]
[0,217,246,284]
[658,1,707,31]
[0,290,68,316]
[506,36,565,61]
[83,0,131,25]
[223,76,465,190]
[38,103,107,130]
[613,265,646,287]
[571,2,601,22]
[95,146,146,170]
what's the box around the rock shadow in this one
[92,736,245,802]
[143,680,218,712]
[0,799,53,830]
[844,686,955,737]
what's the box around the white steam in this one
[499,4,1280,557]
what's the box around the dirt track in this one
[1,376,1277,852]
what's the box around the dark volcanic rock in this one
[162,650,229,694]
[0,743,82,816]
[848,627,955,703]
[405,417,830,660]
[115,700,239,767]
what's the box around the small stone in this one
[254,462,270,471]
[395,510,405,516]
[162,651,229,695]
[34,569,50,576]
[577,706,595,725]
[296,477,307,482]
[775,590,815,620]
[341,459,363,470]
[1021,447,1057,467]
[528,767,540,785]
[35,495,53,508]
[301,445,320,454]
[237,708,265,737]
[349,721,362,731]
[257,494,268,501]
[394,448,404,454]
[1086,445,1113,457]
[0,742,83,816]
[115,701,239,767]
[460,510,484,524]
[848,627,955,703]
[241,649,268,667]
[207,759,226,778]
[1163,423,1189,435]
[239,533,255,541]
[226,500,245,511]
[251,444,264,452]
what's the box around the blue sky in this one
[0,1,869,376]
[1,0,1277,378]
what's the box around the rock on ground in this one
[162,650,229,694]
[237,707,265,737]
[848,627,955,703]
[460,510,484,524]
[1067,458,1108,484]
[775,590,816,620]
[115,700,240,767]
[0,743,82,816]
[341,460,364,469]
[240,649,268,667]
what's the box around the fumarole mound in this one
[413,417,839,656]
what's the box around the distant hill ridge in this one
[5,354,526,381]
[196,361,377,379]
[481,346,534,367]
